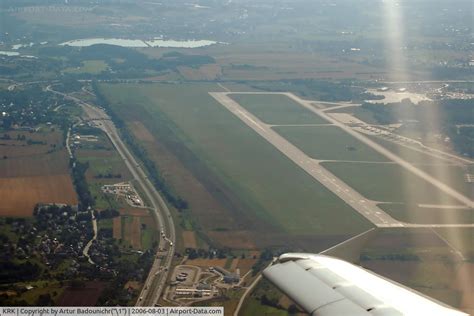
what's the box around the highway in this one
[47,86,176,306]
[210,92,474,228]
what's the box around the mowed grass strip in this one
[367,136,454,165]
[230,93,329,125]
[100,83,371,235]
[273,125,389,162]
[379,203,473,225]
[322,162,462,205]
[433,227,474,258]
[413,164,474,199]
[359,136,472,198]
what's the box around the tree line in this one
[92,81,189,211]
[360,98,474,157]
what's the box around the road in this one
[47,86,176,306]
[210,92,474,228]
[380,80,474,84]
[233,260,277,316]
[82,214,97,265]
[233,274,262,316]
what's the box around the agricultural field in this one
[230,94,328,125]
[64,60,108,75]
[177,64,222,81]
[0,128,77,216]
[0,129,63,159]
[182,231,197,249]
[273,125,389,162]
[240,279,297,316]
[185,258,228,269]
[241,226,472,312]
[114,213,156,250]
[74,127,132,210]
[360,228,473,313]
[0,174,77,217]
[57,281,106,306]
[99,82,373,251]
[74,127,156,251]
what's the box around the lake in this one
[60,38,217,48]
[0,51,20,56]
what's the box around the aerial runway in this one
[209,92,474,229]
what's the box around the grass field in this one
[380,203,473,224]
[322,162,462,205]
[99,83,372,250]
[140,216,156,250]
[64,60,108,74]
[239,299,289,316]
[230,93,328,125]
[361,228,472,312]
[75,129,133,211]
[0,129,64,159]
[127,120,248,249]
[273,125,389,162]
[240,279,292,316]
[74,128,156,250]
[106,211,156,251]
[367,136,459,165]
[433,227,474,260]
[413,164,473,199]
[329,105,380,125]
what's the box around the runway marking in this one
[237,110,267,132]
[430,228,466,261]
[209,91,474,229]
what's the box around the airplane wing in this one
[263,253,467,316]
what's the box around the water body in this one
[11,42,34,50]
[0,51,36,58]
[60,38,217,48]
[0,51,20,56]
[145,38,217,48]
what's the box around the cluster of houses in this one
[1,205,93,280]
